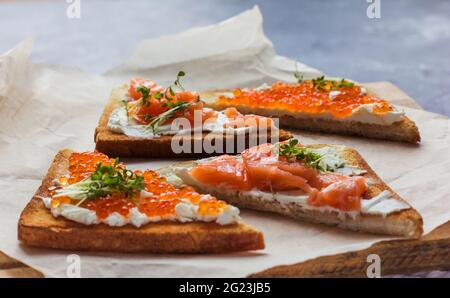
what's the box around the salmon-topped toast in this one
[159,140,423,238]
[200,77,420,143]
[18,149,264,253]
[95,72,292,158]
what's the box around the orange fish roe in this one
[177,186,203,205]
[68,151,117,184]
[218,81,393,119]
[139,196,181,218]
[198,198,228,216]
[138,170,228,218]
[83,193,136,219]
[51,152,230,221]
[50,195,72,208]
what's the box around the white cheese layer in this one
[239,188,409,218]
[107,106,251,138]
[41,197,240,227]
[361,190,410,217]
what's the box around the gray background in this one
[1,0,449,115]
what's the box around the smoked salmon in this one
[127,77,208,125]
[190,155,252,191]
[190,142,367,212]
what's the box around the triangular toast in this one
[159,143,423,238]
[18,149,265,253]
[95,85,293,158]
[200,80,420,143]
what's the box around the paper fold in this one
[106,6,322,89]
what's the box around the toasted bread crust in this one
[18,150,265,253]
[166,145,423,238]
[94,88,292,158]
[200,90,421,143]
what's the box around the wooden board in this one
[1,82,449,278]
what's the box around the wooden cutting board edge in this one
[1,81,448,278]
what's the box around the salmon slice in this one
[128,78,161,101]
[190,155,252,191]
[309,174,366,211]
[182,101,217,125]
[277,162,321,188]
[241,143,315,193]
[223,107,273,129]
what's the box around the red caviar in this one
[218,81,393,119]
[198,198,228,216]
[83,193,136,219]
[68,151,116,184]
[50,196,72,208]
[51,152,229,221]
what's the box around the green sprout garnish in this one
[294,62,304,84]
[336,78,354,88]
[135,71,187,106]
[310,76,355,91]
[277,139,343,172]
[166,70,186,98]
[311,76,328,90]
[130,71,196,133]
[121,99,130,120]
[146,101,191,134]
[136,85,150,99]
[53,160,145,206]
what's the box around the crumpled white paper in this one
[0,6,449,278]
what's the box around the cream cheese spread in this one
[41,195,240,227]
[107,106,252,138]
[238,188,409,218]
[361,190,410,217]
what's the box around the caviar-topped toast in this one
[200,77,420,143]
[95,72,292,158]
[160,140,423,238]
[18,150,264,253]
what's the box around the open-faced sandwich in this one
[95,72,292,157]
[18,150,264,253]
[201,76,420,143]
[161,139,423,238]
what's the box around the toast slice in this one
[18,149,265,253]
[159,144,423,238]
[200,83,420,143]
[95,85,293,158]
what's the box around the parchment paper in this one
[0,7,449,277]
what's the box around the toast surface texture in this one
[18,149,265,253]
[162,145,423,238]
[95,86,292,158]
[200,90,420,143]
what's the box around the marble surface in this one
[0,0,449,116]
